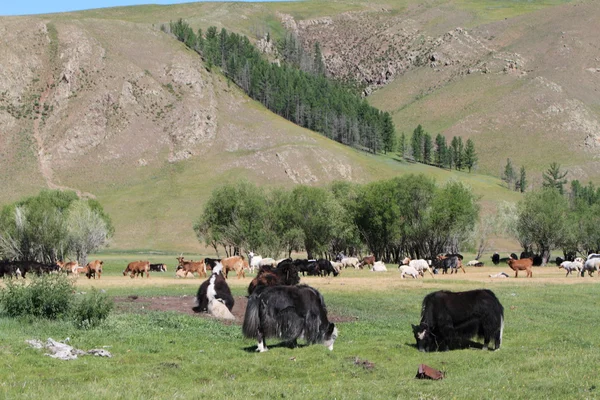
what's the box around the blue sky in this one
[1,1,287,16]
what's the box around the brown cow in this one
[124,261,150,278]
[57,260,79,274]
[507,257,533,278]
[85,260,103,279]
[221,256,246,279]
[176,257,206,278]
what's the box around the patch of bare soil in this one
[113,295,353,324]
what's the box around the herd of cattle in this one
[3,250,600,353]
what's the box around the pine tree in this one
[399,132,406,158]
[313,42,326,76]
[503,158,516,190]
[463,138,478,172]
[381,112,396,154]
[542,162,568,194]
[411,125,424,162]
[423,132,433,164]
[434,134,446,168]
[518,165,527,193]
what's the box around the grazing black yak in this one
[242,284,338,352]
[412,289,504,352]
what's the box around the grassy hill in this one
[3,0,593,251]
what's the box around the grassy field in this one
[2,255,600,399]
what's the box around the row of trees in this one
[0,190,113,266]
[163,20,396,154]
[193,175,480,262]
[399,125,478,172]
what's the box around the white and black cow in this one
[412,289,504,352]
[192,263,234,314]
[242,284,338,352]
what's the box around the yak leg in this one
[256,330,268,353]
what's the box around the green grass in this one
[1,269,599,399]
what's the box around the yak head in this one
[412,323,435,352]
[323,323,338,351]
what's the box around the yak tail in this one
[242,295,260,339]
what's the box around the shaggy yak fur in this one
[247,259,300,295]
[192,263,234,313]
[242,284,338,352]
[412,289,504,352]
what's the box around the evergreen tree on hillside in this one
[381,112,396,154]
[399,132,406,158]
[517,166,527,193]
[543,162,568,195]
[313,42,326,76]
[503,158,516,190]
[463,138,477,172]
[411,125,424,162]
[434,134,446,168]
[423,132,433,164]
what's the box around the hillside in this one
[2,1,590,251]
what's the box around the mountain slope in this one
[2,1,588,251]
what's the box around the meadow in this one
[1,256,600,399]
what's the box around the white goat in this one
[401,257,434,278]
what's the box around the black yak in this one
[412,289,504,352]
[242,284,338,352]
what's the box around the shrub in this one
[0,273,75,319]
[71,288,113,329]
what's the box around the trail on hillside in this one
[31,26,95,199]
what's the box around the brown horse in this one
[507,257,533,278]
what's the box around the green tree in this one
[463,138,477,172]
[313,42,326,76]
[503,158,516,190]
[542,162,568,194]
[517,165,527,193]
[423,132,433,164]
[399,132,406,158]
[66,200,111,266]
[0,190,112,263]
[411,125,424,162]
[381,112,396,154]
[434,134,447,168]
[516,188,569,265]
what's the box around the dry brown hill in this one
[2,0,594,251]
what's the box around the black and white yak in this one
[242,284,338,352]
[412,289,504,352]
[192,263,235,319]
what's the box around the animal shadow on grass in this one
[242,342,309,353]
[406,339,485,351]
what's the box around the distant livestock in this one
[466,260,484,267]
[221,256,247,279]
[85,260,103,279]
[402,257,434,278]
[149,263,168,272]
[176,257,206,278]
[57,260,79,274]
[0,260,59,278]
[340,257,360,269]
[398,264,420,279]
[559,259,583,277]
[247,259,300,295]
[582,257,600,277]
[436,254,465,275]
[316,259,339,277]
[507,257,533,278]
[412,289,504,352]
[242,284,338,352]
[192,263,234,318]
[370,261,387,272]
[124,261,150,278]
[358,255,376,269]
[491,253,500,265]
